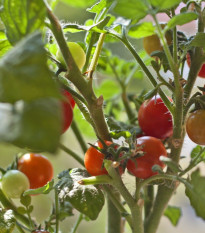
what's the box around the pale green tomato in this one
[1,170,30,199]
[56,42,86,70]
[30,194,53,223]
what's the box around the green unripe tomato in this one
[1,170,30,199]
[56,42,86,70]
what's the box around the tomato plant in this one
[186,109,205,145]
[61,89,74,133]
[138,95,173,139]
[1,1,205,233]
[1,170,30,199]
[18,153,53,189]
[56,42,86,70]
[143,24,172,56]
[187,53,205,78]
[126,136,167,179]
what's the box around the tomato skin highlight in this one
[138,95,173,139]
[187,53,205,78]
[1,170,30,199]
[84,141,124,176]
[127,136,167,179]
[186,110,205,145]
[61,90,73,133]
[18,153,54,189]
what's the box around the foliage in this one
[0,0,205,233]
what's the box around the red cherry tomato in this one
[18,153,54,189]
[61,90,73,133]
[186,109,205,145]
[138,95,173,139]
[84,141,124,176]
[62,89,75,108]
[127,136,167,179]
[187,53,205,78]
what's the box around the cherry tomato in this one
[1,170,30,199]
[18,153,54,189]
[56,42,86,70]
[62,89,75,108]
[84,141,124,176]
[186,109,205,145]
[138,95,173,139]
[127,136,167,179]
[143,24,172,56]
[186,53,205,78]
[61,90,73,133]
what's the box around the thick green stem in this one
[71,120,87,153]
[82,32,98,73]
[87,33,106,79]
[144,186,154,219]
[45,1,110,140]
[103,185,133,229]
[104,160,144,233]
[107,192,123,233]
[144,185,175,233]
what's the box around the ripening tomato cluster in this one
[84,95,173,179]
[1,153,54,199]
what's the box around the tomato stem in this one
[0,189,31,229]
[58,143,84,166]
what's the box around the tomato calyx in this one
[84,140,125,176]
[126,136,167,179]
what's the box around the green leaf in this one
[20,194,31,207]
[0,209,15,233]
[87,0,114,14]
[94,80,120,100]
[0,32,60,103]
[113,0,148,20]
[24,180,54,196]
[60,0,96,8]
[106,116,141,134]
[185,169,205,220]
[190,32,205,49]
[0,0,46,45]
[148,0,181,10]
[0,99,62,153]
[56,168,105,220]
[63,16,111,33]
[166,12,198,30]
[58,201,73,221]
[0,31,12,57]
[164,205,182,226]
[159,156,182,173]
[128,22,155,39]
[110,131,131,139]
[16,207,27,215]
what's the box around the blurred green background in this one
[1,1,205,233]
